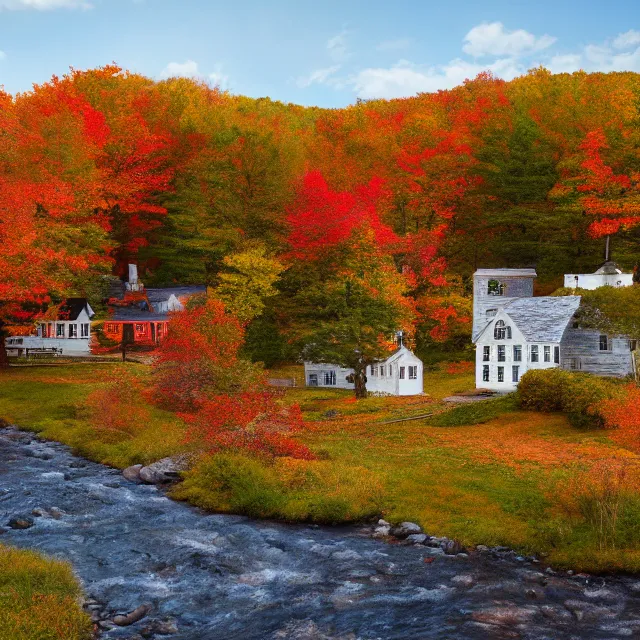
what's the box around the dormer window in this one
[488,280,505,296]
[494,320,507,340]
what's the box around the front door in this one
[123,324,134,344]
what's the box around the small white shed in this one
[304,346,424,396]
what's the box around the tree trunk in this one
[353,365,368,399]
[0,321,8,369]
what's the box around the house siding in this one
[560,327,634,377]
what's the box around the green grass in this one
[3,362,640,573]
[0,544,91,640]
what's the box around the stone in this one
[32,508,45,517]
[112,603,152,626]
[390,522,422,538]
[8,516,34,529]
[476,544,489,552]
[405,533,427,545]
[122,464,143,483]
[377,519,390,527]
[472,605,538,626]
[140,619,179,637]
[442,539,465,555]
[48,507,63,519]
[451,574,475,587]
[138,456,190,484]
[372,525,390,538]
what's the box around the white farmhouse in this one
[473,268,635,391]
[304,345,423,396]
[5,298,95,358]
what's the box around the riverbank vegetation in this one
[4,362,640,573]
[0,544,91,640]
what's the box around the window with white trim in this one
[408,366,418,380]
[483,346,490,362]
[513,345,522,362]
[56,323,65,338]
[531,345,539,362]
[482,365,490,382]
[497,366,504,382]
[399,366,405,379]
[497,345,506,362]
[68,324,78,338]
[323,371,336,385]
[81,324,90,338]
[544,345,551,362]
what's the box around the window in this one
[370,365,376,376]
[308,374,318,387]
[68,324,78,339]
[513,345,522,362]
[629,340,637,352]
[497,345,506,362]
[81,324,90,338]
[486,308,497,318]
[135,324,145,333]
[483,346,490,362]
[56,323,65,338]
[497,366,504,382]
[544,345,551,362]
[506,326,512,339]
[379,365,385,377]
[482,365,489,382]
[531,345,539,362]
[494,320,506,340]
[568,358,581,370]
[399,366,405,379]
[408,366,418,380]
[158,324,164,336]
[599,335,610,351]
[554,346,560,364]
[323,371,336,385]
[487,279,504,296]
[512,366,520,383]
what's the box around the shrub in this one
[517,369,621,429]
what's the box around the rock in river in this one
[7,515,34,529]
[138,456,190,484]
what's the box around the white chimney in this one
[128,264,138,285]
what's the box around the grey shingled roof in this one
[145,286,207,302]
[474,268,537,278]
[111,307,169,322]
[502,296,581,342]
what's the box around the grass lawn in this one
[0,544,91,640]
[2,361,640,572]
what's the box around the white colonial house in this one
[473,268,635,391]
[304,345,423,396]
[5,298,95,358]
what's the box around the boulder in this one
[390,521,422,538]
[442,539,465,555]
[112,603,152,627]
[140,619,179,637]
[405,533,427,545]
[372,525,390,538]
[138,456,190,484]
[122,464,143,483]
[7,516,34,529]
[48,507,63,520]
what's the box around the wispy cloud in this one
[462,21,556,57]
[208,63,229,89]
[160,60,200,79]
[327,30,349,62]
[0,0,92,9]
[296,65,341,88]
[613,30,640,50]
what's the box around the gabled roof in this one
[501,296,581,343]
[111,307,169,322]
[145,286,207,303]
[58,298,94,321]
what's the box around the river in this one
[1,425,640,639]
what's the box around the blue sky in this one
[0,0,639,107]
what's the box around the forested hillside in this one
[2,65,640,361]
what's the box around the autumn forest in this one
[3,65,640,370]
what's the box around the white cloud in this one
[0,51,6,60]
[547,53,582,74]
[159,60,200,79]
[613,29,640,50]
[349,57,523,99]
[327,30,349,62]
[208,63,229,89]
[0,0,91,9]
[296,65,341,88]
[463,21,556,58]
[376,38,412,52]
